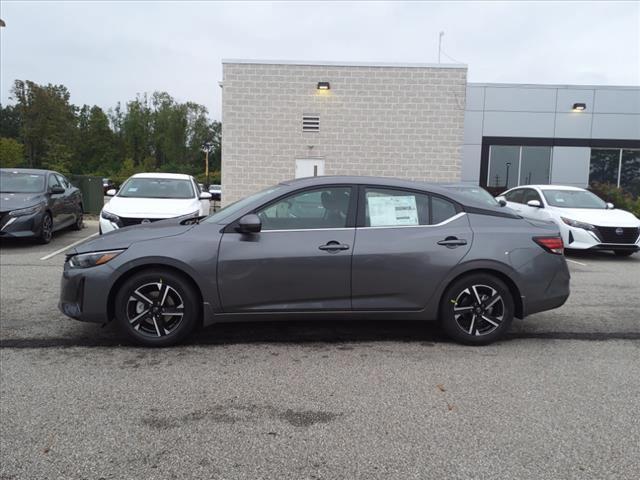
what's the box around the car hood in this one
[0,192,45,212]
[549,207,640,227]
[73,218,196,253]
[103,196,200,218]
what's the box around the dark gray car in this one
[59,176,570,346]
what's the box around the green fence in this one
[69,175,104,214]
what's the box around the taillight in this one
[533,236,564,255]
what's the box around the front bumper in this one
[563,224,640,251]
[58,263,113,323]
[0,211,44,238]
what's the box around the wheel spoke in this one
[484,293,501,309]
[129,309,149,326]
[158,283,170,306]
[152,317,169,336]
[161,307,184,316]
[468,314,476,335]
[132,289,153,306]
[471,285,482,304]
[454,305,474,312]
[481,314,501,327]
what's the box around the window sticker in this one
[368,195,419,226]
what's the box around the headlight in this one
[9,203,44,217]
[561,217,595,230]
[101,210,121,223]
[67,249,125,269]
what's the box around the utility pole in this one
[438,31,444,63]
[201,141,214,188]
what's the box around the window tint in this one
[364,188,430,227]
[56,174,70,189]
[505,189,524,204]
[522,189,542,204]
[431,196,458,224]
[48,174,61,189]
[257,187,352,230]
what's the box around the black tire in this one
[440,273,514,345]
[614,250,635,257]
[114,269,199,347]
[37,212,53,244]
[71,204,84,231]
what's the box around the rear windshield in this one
[543,189,607,209]
[118,178,194,199]
[0,172,46,193]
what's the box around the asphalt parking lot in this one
[1,223,639,480]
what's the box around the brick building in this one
[220,59,467,204]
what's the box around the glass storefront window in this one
[519,146,551,185]
[589,149,620,186]
[487,146,519,190]
[620,149,640,197]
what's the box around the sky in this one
[1,1,639,120]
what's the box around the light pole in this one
[201,141,214,188]
[505,162,511,188]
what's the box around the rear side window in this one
[363,188,430,227]
[505,189,524,204]
[431,196,458,224]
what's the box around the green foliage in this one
[0,137,26,167]
[3,79,221,181]
[590,183,640,219]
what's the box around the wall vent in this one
[302,115,320,132]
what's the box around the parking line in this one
[40,233,99,261]
[566,258,588,266]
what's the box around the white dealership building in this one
[220,59,640,203]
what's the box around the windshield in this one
[204,186,282,223]
[118,178,194,199]
[543,189,607,209]
[443,185,499,207]
[0,172,46,193]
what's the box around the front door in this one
[351,187,473,310]
[217,186,355,312]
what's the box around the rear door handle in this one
[437,237,468,248]
[319,241,350,252]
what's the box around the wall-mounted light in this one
[572,103,586,112]
[317,82,330,90]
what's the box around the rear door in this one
[351,186,472,310]
[217,185,355,312]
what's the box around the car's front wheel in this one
[114,269,199,347]
[37,212,53,244]
[440,274,514,345]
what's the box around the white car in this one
[100,173,211,234]
[497,185,640,257]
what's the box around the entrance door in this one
[295,158,325,178]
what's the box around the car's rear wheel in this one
[114,269,199,347]
[614,250,635,257]
[440,274,514,345]
[37,212,53,244]
[71,204,84,230]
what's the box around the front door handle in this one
[437,237,468,248]
[319,241,350,253]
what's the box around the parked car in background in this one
[102,178,116,195]
[99,173,211,234]
[0,168,84,244]
[198,183,205,193]
[61,176,569,347]
[497,185,640,256]
[208,184,221,201]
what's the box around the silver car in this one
[59,176,570,347]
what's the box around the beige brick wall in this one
[221,61,467,204]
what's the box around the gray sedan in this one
[59,176,570,346]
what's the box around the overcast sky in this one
[1,1,638,119]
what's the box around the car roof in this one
[0,168,52,175]
[130,172,192,180]
[508,184,586,191]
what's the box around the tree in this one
[0,104,21,138]
[74,105,118,174]
[0,137,25,167]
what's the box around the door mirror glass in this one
[236,214,262,233]
[527,200,542,208]
[199,191,212,200]
[50,186,65,195]
[106,189,117,196]
[606,202,614,209]
[495,196,507,206]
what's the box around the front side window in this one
[364,188,430,227]
[543,189,606,209]
[505,189,524,204]
[257,187,352,231]
[48,174,61,189]
[0,172,45,193]
[118,178,195,199]
[522,189,542,204]
[55,174,70,189]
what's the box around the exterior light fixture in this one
[572,103,586,112]
[317,82,330,90]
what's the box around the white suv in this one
[100,173,211,234]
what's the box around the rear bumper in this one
[522,256,571,317]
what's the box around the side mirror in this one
[606,202,614,209]
[106,189,117,196]
[236,214,261,234]
[527,200,542,208]
[497,198,507,207]
[50,186,65,195]
[199,192,212,200]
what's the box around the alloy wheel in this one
[126,282,185,338]
[452,284,505,336]
[42,214,53,242]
